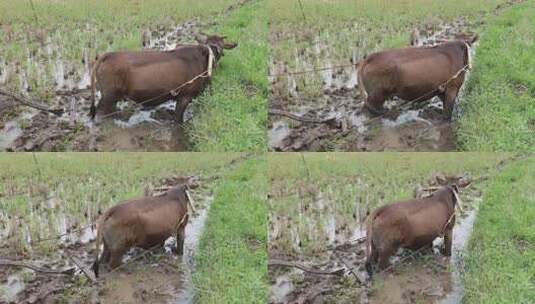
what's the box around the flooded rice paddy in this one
[0,18,205,152]
[268,173,482,304]
[268,17,480,152]
[0,176,213,303]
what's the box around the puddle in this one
[270,275,295,303]
[1,274,26,303]
[176,196,213,303]
[269,16,479,152]
[269,173,482,303]
[268,121,290,150]
[0,120,23,150]
[441,206,478,304]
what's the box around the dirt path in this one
[268,0,524,152]
[0,0,253,152]
[268,171,487,304]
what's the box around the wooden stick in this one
[269,108,338,126]
[68,256,97,283]
[0,88,64,116]
[334,251,365,284]
[0,259,75,275]
[268,259,344,275]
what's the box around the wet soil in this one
[268,173,483,304]
[268,1,524,152]
[0,0,253,152]
[0,19,201,152]
[0,176,213,303]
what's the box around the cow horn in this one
[185,189,197,213]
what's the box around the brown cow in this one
[89,35,237,123]
[357,35,477,119]
[92,185,193,277]
[365,185,463,275]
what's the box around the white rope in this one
[452,187,464,213]
[206,45,215,77]
[465,42,473,70]
[185,189,196,213]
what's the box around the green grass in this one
[0,152,241,253]
[463,156,535,303]
[457,1,535,151]
[193,156,267,303]
[190,0,267,151]
[268,153,511,254]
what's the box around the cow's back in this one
[101,195,185,248]
[360,42,467,100]
[371,198,449,245]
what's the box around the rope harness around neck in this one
[206,44,215,77]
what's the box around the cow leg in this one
[377,242,396,271]
[109,247,127,269]
[175,96,192,124]
[365,93,386,116]
[101,241,111,264]
[443,87,460,121]
[442,228,453,256]
[175,214,188,255]
[175,228,186,255]
[95,91,120,123]
[365,240,379,275]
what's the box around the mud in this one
[0,0,253,152]
[269,173,482,304]
[0,176,213,303]
[0,19,202,152]
[268,17,480,152]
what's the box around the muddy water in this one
[440,207,478,304]
[269,18,478,152]
[176,198,212,303]
[0,18,204,152]
[269,178,482,304]
[93,193,213,304]
[1,273,26,303]
[0,187,213,303]
[0,120,22,150]
[369,207,479,304]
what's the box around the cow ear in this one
[223,42,237,49]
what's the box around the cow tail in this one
[92,216,103,278]
[89,55,102,119]
[356,61,368,100]
[365,211,375,276]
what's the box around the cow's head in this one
[454,32,479,46]
[196,34,237,60]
